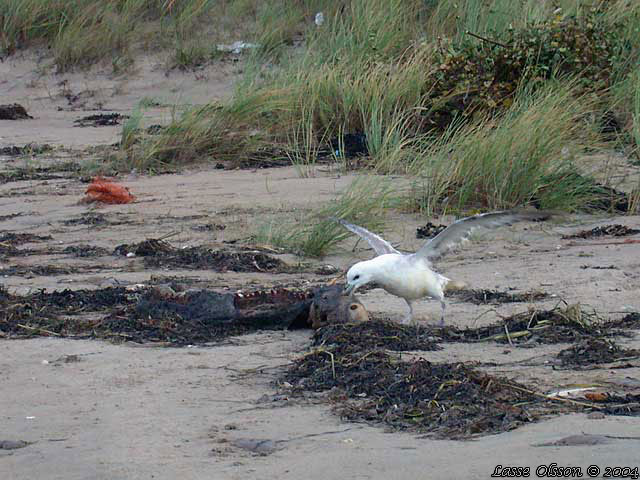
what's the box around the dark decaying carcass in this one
[136,283,369,331]
[307,284,369,328]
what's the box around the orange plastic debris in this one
[83,176,135,204]
[584,392,609,402]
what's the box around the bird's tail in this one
[443,278,467,292]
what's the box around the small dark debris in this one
[0,161,80,185]
[562,224,640,239]
[146,124,165,134]
[0,213,22,223]
[147,275,203,290]
[329,133,368,158]
[230,438,281,455]
[0,243,39,258]
[191,223,226,232]
[0,146,23,156]
[0,264,99,277]
[586,185,631,213]
[0,104,32,120]
[0,440,31,450]
[162,214,208,222]
[587,411,606,419]
[238,146,292,169]
[580,265,617,270]
[62,212,109,226]
[314,264,340,276]
[597,393,640,416]
[73,113,127,127]
[54,354,81,364]
[607,313,640,329]
[115,238,174,257]
[600,111,622,135]
[115,238,290,273]
[534,434,614,447]
[416,222,447,239]
[557,337,640,366]
[451,288,548,305]
[0,231,52,245]
[0,144,51,156]
[63,244,110,258]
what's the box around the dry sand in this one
[2,53,640,480]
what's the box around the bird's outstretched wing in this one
[415,210,549,262]
[333,218,400,256]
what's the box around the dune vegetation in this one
[3,0,640,255]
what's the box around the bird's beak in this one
[343,283,355,296]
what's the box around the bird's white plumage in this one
[337,210,548,325]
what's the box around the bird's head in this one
[344,261,375,296]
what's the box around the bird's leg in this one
[402,299,414,325]
[439,300,446,327]
[403,299,422,338]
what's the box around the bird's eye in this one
[353,275,360,280]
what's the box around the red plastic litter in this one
[83,177,135,204]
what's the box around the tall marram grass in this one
[135,0,433,169]
[405,82,600,214]
[136,0,636,174]
[1,0,231,71]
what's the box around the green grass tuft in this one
[255,176,395,257]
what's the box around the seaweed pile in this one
[431,304,610,345]
[607,313,640,329]
[586,393,640,416]
[0,103,32,120]
[0,286,135,338]
[0,264,102,277]
[416,222,447,239]
[562,224,640,239]
[115,238,291,273]
[0,144,51,156]
[63,244,110,258]
[286,322,561,439]
[0,231,52,244]
[0,162,80,184]
[451,288,548,305]
[73,113,127,127]
[313,320,440,353]
[0,231,51,258]
[557,337,640,367]
[62,212,110,226]
[285,314,640,438]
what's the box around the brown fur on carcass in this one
[309,284,369,329]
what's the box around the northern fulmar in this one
[336,210,549,326]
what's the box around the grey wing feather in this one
[415,210,549,261]
[333,218,399,256]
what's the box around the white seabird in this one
[336,210,549,326]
